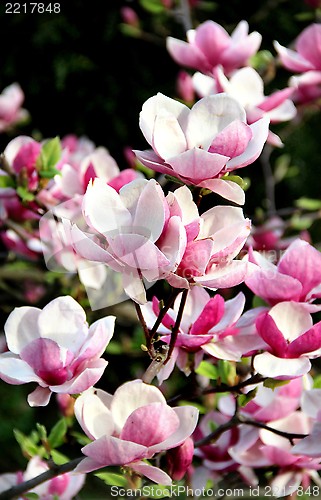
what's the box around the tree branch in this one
[0,457,84,500]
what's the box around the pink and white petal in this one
[245,269,302,304]
[199,205,246,240]
[278,239,321,300]
[111,379,167,432]
[198,178,245,205]
[222,67,264,107]
[166,272,190,289]
[157,348,178,385]
[80,436,147,468]
[21,338,71,375]
[133,149,176,177]
[194,260,249,289]
[287,323,321,358]
[161,332,212,349]
[253,352,311,379]
[190,294,225,335]
[266,99,297,123]
[51,358,108,394]
[202,338,242,361]
[270,471,302,498]
[148,406,199,454]
[71,225,116,265]
[158,216,187,272]
[268,302,313,343]
[4,306,41,354]
[185,94,246,151]
[273,41,315,72]
[168,185,199,224]
[166,37,209,73]
[27,386,52,407]
[209,120,252,158]
[77,260,108,290]
[226,116,269,170]
[139,92,190,147]
[133,180,166,242]
[120,403,180,447]
[122,272,147,305]
[74,457,105,474]
[255,311,288,355]
[168,148,228,183]
[130,462,172,485]
[292,422,321,457]
[178,239,214,277]
[301,389,321,419]
[78,315,116,360]
[258,87,294,112]
[38,296,88,349]
[181,286,211,328]
[108,169,142,193]
[0,353,42,384]
[152,112,187,161]
[211,292,245,333]
[221,32,262,71]
[83,178,131,234]
[74,388,114,440]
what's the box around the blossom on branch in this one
[134,92,269,204]
[0,296,115,406]
[74,379,199,484]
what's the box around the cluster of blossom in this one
[1,6,321,500]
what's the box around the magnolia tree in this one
[1,1,321,499]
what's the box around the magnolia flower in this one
[3,135,42,192]
[245,239,321,309]
[274,24,321,103]
[71,178,187,303]
[0,83,29,133]
[166,20,262,76]
[253,302,321,379]
[134,92,269,204]
[141,287,266,382]
[193,67,296,147]
[0,456,86,499]
[74,379,199,484]
[0,296,115,406]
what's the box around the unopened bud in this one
[166,437,194,480]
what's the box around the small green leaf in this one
[195,361,218,380]
[48,418,67,448]
[295,197,321,211]
[16,186,35,202]
[263,378,290,390]
[238,389,257,407]
[40,137,61,171]
[313,374,321,388]
[290,214,313,230]
[222,173,247,189]
[119,24,142,38]
[39,168,61,179]
[94,472,128,487]
[51,449,69,465]
[24,494,39,499]
[217,359,236,385]
[164,174,185,185]
[0,175,15,188]
[252,295,269,308]
[13,429,40,457]
[70,431,91,446]
[139,0,165,14]
[36,423,47,442]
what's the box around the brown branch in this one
[149,288,181,343]
[164,288,188,365]
[0,457,84,500]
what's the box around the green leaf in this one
[217,359,236,385]
[195,361,218,380]
[178,400,207,414]
[24,494,39,499]
[94,472,128,487]
[221,173,247,189]
[119,24,142,38]
[313,374,321,388]
[238,389,258,407]
[70,431,91,446]
[40,137,61,171]
[36,423,47,442]
[290,214,313,230]
[295,197,321,211]
[0,175,15,188]
[263,378,290,390]
[252,295,269,308]
[16,186,35,202]
[13,429,40,457]
[139,0,165,14]
[48,418,67,448]
[164,174,185,185]
[39,168,61,179]
[51,449,69,465]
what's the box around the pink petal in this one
[148,406,199,454]
[190,294,225,335]
[292,422,321,457]
[133,149,176,177]
[74,388,114,440]
[198,178,245,204]
[168,148,228,183]
[255,312,288,356]
[161,332,212,349]
[258,88,295,112]
[177,239,214,277]
[221,32,262,72]
[108,169,141,192]
[274,41,315,72]
[71,224,115,264]
[80,435,147,467]
[51,358,108,394]
[27,386,52,407]
[245,269,302,304]
[152,112,187,161]
[166,37,210,73]
[130,462,172,485]
[133,180,166,242]
[209,120,252,158]
[226,116,269,170]
[296,24,321,70]
[194,21,230,66]
[121,403,179,447]
[287,323,321,358]
[0,353,42,385]
[78,316,115,360]
[194,260,249,289]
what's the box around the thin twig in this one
[134,301,156,358]
[164,288,188,365]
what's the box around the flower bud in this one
[166,437,194,481]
